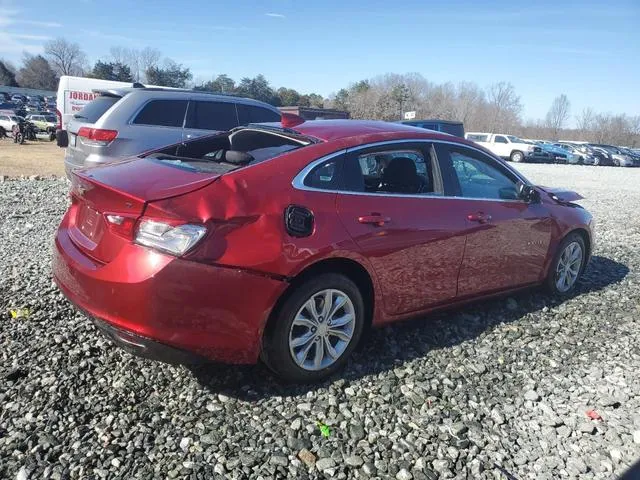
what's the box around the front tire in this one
[510,150,525,163]
[545,233,586,295]
[262,273,365,383]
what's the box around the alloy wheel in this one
[555,241,583,293]
[288,289,355,371]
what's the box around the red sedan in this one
[53,117,594,382]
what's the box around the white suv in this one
[0,112,19,138]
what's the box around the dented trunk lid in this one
[69,157,226,263]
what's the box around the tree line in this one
[324,73,640,146]
[1,38,638,146]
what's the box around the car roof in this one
[283,119,443,142]
[94,87,280,111]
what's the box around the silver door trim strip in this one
[291,139,530,204]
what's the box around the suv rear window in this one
[133,100,188,127]
[186,101,238,131]
[75,96,120,123]
[237,104,281,125]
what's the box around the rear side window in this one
[304,159,341,190]
[133,100,188,127]
[346,150,433,195]
[75,96,120,123]
[187,101,238,131]
[237,104,281,125]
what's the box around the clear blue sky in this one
[1,0,638,123]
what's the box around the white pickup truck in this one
[465,132,540,162]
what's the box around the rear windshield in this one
[74,96,120,123]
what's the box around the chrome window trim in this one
[291,139,530,204]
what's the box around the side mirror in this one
[517,183,539,203]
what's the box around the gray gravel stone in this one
[524,389,541,401]
[1,167,639,480]
[345,455,364,467]
[316,457,336,472]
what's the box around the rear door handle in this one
[467,212,492,223]
[358,214,391,226]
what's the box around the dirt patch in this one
[0,138,65,178]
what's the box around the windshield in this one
[44,116,56,122]
[507,135,523,143]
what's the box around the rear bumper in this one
[53,213,288,364]
[89,314,207,364]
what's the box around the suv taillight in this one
[55,109,62,129]
[77,127,118,146]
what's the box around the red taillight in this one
[77,127,118,144]
[55,108,62,129]
[103,213,138,239]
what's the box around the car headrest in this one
[223,150,254,165]
[382,157,418,184]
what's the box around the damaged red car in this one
[53,117,594,382]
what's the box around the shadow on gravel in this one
[189,255,629,400]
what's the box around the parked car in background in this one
[60,86,282,177]
[398,119,465,137]
[0,92,11,102]
[589,144,638,167]
[465,132,544,162]
[53,118,594,382]
[0,111,20,137]
[557,143,600,165]
[26,113,57,139]
[617,146,640,165]
[11,94,27,104]
[25,101,44,112]
[537,143,580,164]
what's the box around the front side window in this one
[444,146,520,200]
[494,135,508,144]
[345,149,434,195]
[132,100,188,127]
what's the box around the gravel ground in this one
[1,164,639,480]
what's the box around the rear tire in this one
[510,150,525,163]
[262,273,365,383]
[545,233,586,295]
[593,157,600,166]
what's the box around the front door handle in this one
[467,212,492,224]
[358,214,391,226]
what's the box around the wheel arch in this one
[261,257,377,349]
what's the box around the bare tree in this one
[575,107,595,140]
[545,94,571,140]
[139,47,161,82]
[486,82,522,132]
[44,38,87,76]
